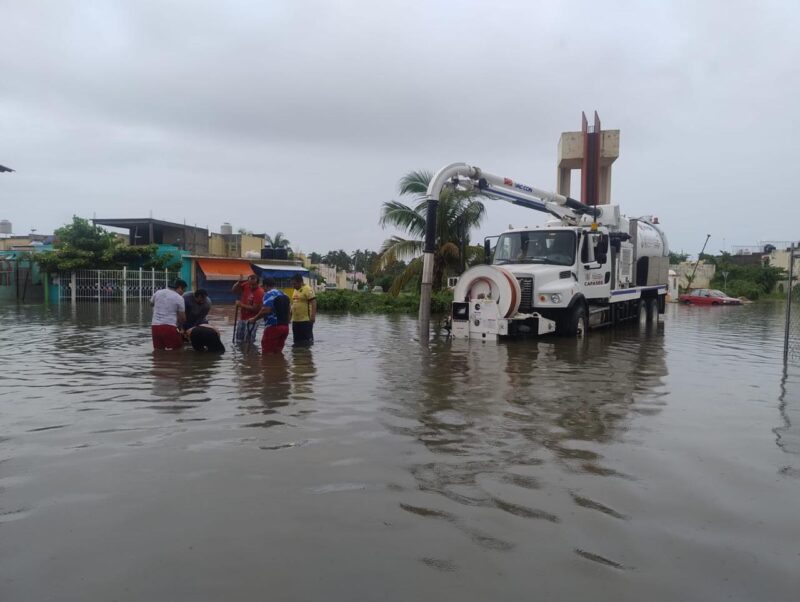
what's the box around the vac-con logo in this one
[514,183,533,193]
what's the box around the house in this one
[185,256,310,303]
[93,218,210,256]
[208,231,267,258]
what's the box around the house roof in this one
[196,258,254,281]
[93,218,208,231]
[252,263,309,279]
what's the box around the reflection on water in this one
[0,302,799,601]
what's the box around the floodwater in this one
[1,302,798,602]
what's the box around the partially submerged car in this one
[679,289,742,305]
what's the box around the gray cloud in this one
[1,0,798,255]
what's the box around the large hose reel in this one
[452,265,521,318]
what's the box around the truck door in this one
[579,231,611,299]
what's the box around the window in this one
[493,231,576,267]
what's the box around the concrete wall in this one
[208,233,226,256]
[239,234,264,258]
[674,261,716,289]
[208,233,265,258]
[160,226,209,256]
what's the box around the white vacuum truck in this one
[443,164,669,339]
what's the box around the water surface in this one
[1,302,798,601]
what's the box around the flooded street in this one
[1,302,798,601]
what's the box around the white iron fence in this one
[57,268,181,303]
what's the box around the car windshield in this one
[493,231,576,266]
[708,290,728,297]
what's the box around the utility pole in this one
[686,234,711,291]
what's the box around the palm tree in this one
[265,232,291,250]
[379,170,486,294]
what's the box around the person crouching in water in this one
[183,288,211,330]
[185,324,226,353]
[248,277,290,354]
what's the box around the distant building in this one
[208,232,266,258]
[314,263,349,289]
[0,233,53,251]
[93,218,209,255]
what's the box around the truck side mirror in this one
[484,239,491,264]
[581,234,596,264]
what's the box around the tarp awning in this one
[196,258,255,281]
[252,263,309,279]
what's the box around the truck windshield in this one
[493,231,576,266]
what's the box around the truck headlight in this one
[550,294,562,304]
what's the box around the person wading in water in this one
[150,279,187,350]
[232,274,264,344]
[248,277,291,354]
[290,273,316,346]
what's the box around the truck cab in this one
[490,226,612,315]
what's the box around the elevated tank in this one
[0,220,11,235]
[634,220,669,258]
[220,222,233,235]
[631,219,669,286]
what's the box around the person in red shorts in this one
[150,279,187,350]
[248,277,290,354]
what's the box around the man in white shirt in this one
[150,279,187,350]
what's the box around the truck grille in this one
[517,277,534,313]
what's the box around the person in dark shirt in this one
[186,324,225,353]
[183,289,211,329]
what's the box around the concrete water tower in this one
[0,220,11,235]
[557,112,619,206]
[220,222,233,235]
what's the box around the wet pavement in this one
[0,301,798,601]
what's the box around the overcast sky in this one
[1,0,798,257]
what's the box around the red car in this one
[679,288,742,305]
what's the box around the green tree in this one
[265,232,291,250]
[708,252,785,299]
[322,249,352,271]
[465,244,486,267]
[308,252,323,264]
[669,251,689,264]
[35,216,118,272]
[379,170,486,294]
[35,216,179,272]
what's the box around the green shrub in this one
[723,280,762,300]
[316,289,453,314]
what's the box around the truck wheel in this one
[559,303,587,337]
[639,298,656,325]
[638,299,650,325]
[647,298,658,320]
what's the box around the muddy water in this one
[0,302,798,601]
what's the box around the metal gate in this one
[57,268,181,303]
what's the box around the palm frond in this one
[398,170,433,196]
[379,201,426,238]
[388,258,423,296]
[378,236,424,269]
